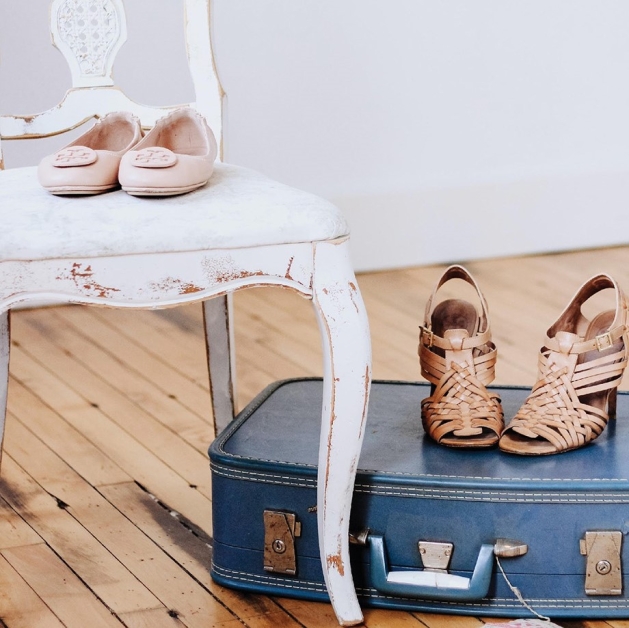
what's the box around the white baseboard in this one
[334,170,629,272]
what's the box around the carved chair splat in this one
[0,1,372,624]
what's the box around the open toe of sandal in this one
[499,273,628,455]
[419,265,504,448]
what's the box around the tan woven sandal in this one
[419,265,504,448]
[499,274,629,456]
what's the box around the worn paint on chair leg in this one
[312,239,372,626]
[203,295,237,437]
[0,310,10,471]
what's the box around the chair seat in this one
[0,162,348,261]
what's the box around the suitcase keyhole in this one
[272,539,287,554]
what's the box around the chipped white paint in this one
[203,295,237,436]
[312,240,372,625]
[0,2,371,624]
[0,89,177,142]
[0,240,371,626]
[0,245,314,309]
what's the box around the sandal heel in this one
[609,387,618,420]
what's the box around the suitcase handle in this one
[368,534,494,601]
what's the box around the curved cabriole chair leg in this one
[312,240,372,626]
[203,295,237,437]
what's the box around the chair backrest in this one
[0,0,223,169]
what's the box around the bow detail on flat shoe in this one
[500,273,629,455]
[419,265,504,448]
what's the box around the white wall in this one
[2,1,629,271]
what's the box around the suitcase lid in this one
[209,378,629,492]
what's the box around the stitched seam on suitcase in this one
[211,464,317,487]
[352,485,629,502]
[211,464,629,501]
[212,564,629,607]
[212,464,626,489]
[213,563,326,591]
[212,454,628,483]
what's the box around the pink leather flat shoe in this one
[118,107,218,197]
[38,112,142,195]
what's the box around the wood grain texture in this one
[2,543,123,628]
[0,553,66,628]
[2,246,629,626]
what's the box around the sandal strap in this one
[419,325,491,351]
[422,362,504,441]
[506,365,611,451]
[423,265,490,334]
[547,273,628,343]
[419,264,493,353]
[541,346,627,397]
[544,324,627,355]
[506,341,628,452]
[420,341,497,387]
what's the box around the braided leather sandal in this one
[419,265,504,448]
[499,274,628,455]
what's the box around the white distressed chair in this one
[0,1,371,625]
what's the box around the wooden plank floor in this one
[2,246,629,627]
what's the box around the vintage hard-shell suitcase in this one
[209,378,629,618]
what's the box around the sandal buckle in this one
[420,326,434,348]
[595,332,614,352]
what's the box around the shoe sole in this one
[44,184,119,195]
[122,180,209,197]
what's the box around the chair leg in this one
[312,240,372,626]
[203,295,237,437]
[0,311,10,471]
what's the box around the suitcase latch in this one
[263,510,302,575]
[580,531,622,595]
[418,541,453,573]
[417,538,528,575]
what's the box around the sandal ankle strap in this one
[423,265,490,335]
[419,325,492,351]
[547,273,628,340]
[544,324,627,355]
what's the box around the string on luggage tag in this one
[495,556,551,622]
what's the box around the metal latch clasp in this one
[580,531,622,595]
[263,510,302,575]
[418,541,453,573]
[417,538,528,575]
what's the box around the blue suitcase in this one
[209,378,629,619]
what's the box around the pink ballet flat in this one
[118,107,217,197]
[38,112,142,195]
